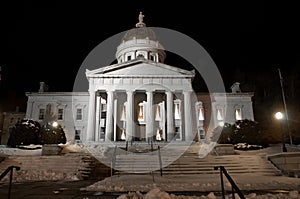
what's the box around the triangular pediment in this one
[86,59,194,78]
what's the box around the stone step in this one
[0,153,111,182]
[112,150,281,177]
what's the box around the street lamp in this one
[274,112,287,152]
[52,121,58,128]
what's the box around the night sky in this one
[0,1,300,116]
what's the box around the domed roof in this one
[116,12,166,64]
[122,27,157,41]
[121,12,157,42]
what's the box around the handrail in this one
[0,165,21,199]
[150,140,153,151]
[125,141,128,151]
[157,146,163,176]
[214,166,245,199]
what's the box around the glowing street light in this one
[275,112,283,120]
[274,111,287,152]
[52,121,58,128]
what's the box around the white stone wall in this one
[211,93,254,126]
[25,92,89,142]
[25,91,254,143]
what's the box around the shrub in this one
[7,119,41,147]
[211,123,232,143]
[39,122,67,144]
[7,120,67,147]
[213,119,265,146]
[230,119,261,145]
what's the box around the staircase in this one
[0,153,110,182]
[161,151,282,176]
[112,144,282,177]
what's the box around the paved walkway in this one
[1,174,300,199]
[84,173,300,193]
[0,180,116,199]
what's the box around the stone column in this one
[105,91,114,142]
[126,91,134,141]
[146,91,154,142]
[86,90,96,141]
[166,91,174,141]
[95,95,101,141]
[184,91,193,141]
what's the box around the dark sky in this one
[0,1,300,112]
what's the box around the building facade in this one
[1,108,26,145]
[25,14,254,143]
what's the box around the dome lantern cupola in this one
[116,12,166,63]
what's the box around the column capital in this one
[146,89,155,93]
[183,90,193,94]
[165,90,175,94]
[106,89,116,93]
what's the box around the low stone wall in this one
[214,144,235,155]
[42,144,62,155]
[267,152,300,177]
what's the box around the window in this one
[120,128,126,140]
[75,130,81,140]
[58,108,64,120]
[39,109,45,120]
[150,54,155,61]
[235,108,242,120]
[175,127,181,139]
[155,105,161,121]
[217,108,223,121]
[198,108,205,121]
[174,100,181,120]
[76,108,82,120]
[156,128,162,141]
[127,55,131,61]
[120,105,126,121]
[138,102,145,122]
[199,129,205,139]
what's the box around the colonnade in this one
[86,89,194,142]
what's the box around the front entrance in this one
[93,90,189,142]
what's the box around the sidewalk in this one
[83,173,300,193]
[1,174,300,199]
[0,180,107,199]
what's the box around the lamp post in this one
[274,112,287,152]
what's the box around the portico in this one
[85,64,196,143]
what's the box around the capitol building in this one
[25,13,254,143]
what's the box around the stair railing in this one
[158,146,163,176]
[214,166,245,199]
[0,165,21,199]
[125,141,128,151]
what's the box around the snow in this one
[0,144,42,156]
[1,143,300,199]
[116,188,300,199]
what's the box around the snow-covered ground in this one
[1,143,300,198]
[0,144,42,156]
[115,188,300,199]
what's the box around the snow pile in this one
[198,141,217,158]
[59,141,85,153]
[116,188,300,199]
[84,144,108,158]
[0,145,42,156]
